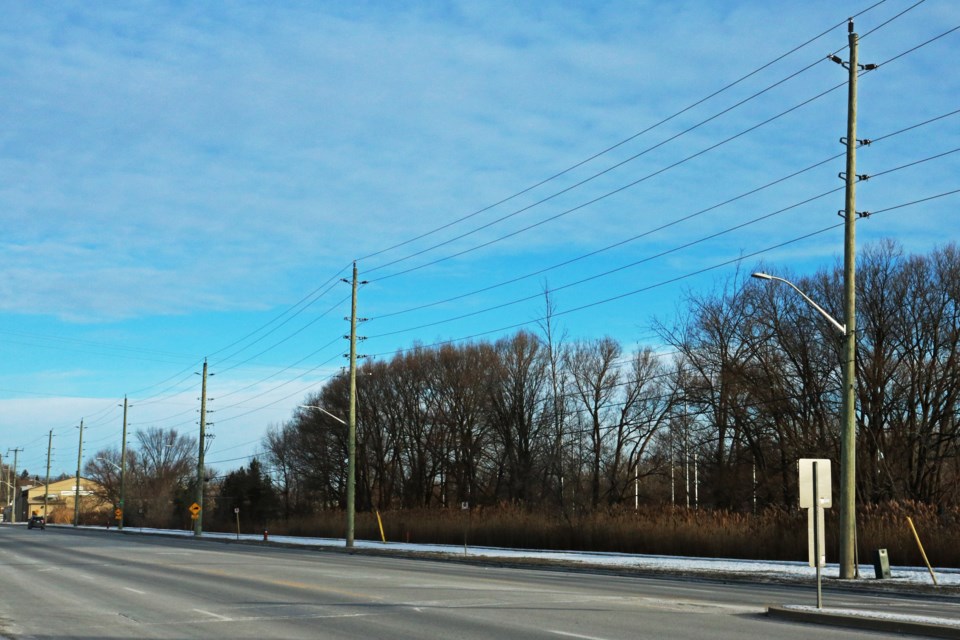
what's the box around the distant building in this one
[19,477,109,523]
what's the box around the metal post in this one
[195,361,209,536]
[346,262,358,548]
[839,21,860,580]
[119,397,129,530]
[74,419,83,527]
[814,460,823,609]
[694,451,699,510]
[670,432,675,506]
[684,430,690,509]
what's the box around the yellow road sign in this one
[189,502,201,516]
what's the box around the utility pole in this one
[0,452,5,510]
[74,419,83,527]
[346,262,359,548]
[119,396,129,530]
[8,448,21,523]
[43,430,52,522]
[831,19,873,580]
[194,359,209,537]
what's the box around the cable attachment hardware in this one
[840,137,872,147]
[858,211,872,219]
[838,172,870,182]
[828,54,848,69]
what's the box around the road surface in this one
[0,526,953,639]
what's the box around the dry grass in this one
[255,501,960,568]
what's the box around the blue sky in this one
[2,0,958,478]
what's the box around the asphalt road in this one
[0,525,954,639]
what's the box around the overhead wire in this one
[364,17,959,287]
[365,104,960,325]
[366,144,960,340]
[359,185,960,362]
[358,2,938,282]
[366,64,841,279]
[356,3,889,267]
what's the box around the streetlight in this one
[299,405,347,426]
[300,404,352,547]
[752,271,857,577]
[96,457,122,472]
[751,273,845,334]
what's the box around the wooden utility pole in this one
[346,262,359,548]
[838,19,865,581]
[194,360,209,537]
[119,397,129,530]
[43,430,52,521]
[74,419,83,527]
[8,448,21,522]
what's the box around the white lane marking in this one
[123,587,146,595]
[548,631,610,640]
[193,609,234,621]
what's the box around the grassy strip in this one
[266,501,960,568]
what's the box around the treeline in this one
[85,426,278,531]
[83,240,959,528]
[261,241,960,515]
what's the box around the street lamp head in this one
[96,457,122,472]
[751,272,773,280]
[299,405,347,425]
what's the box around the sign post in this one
[799,458,831,609]
[234,507,240,540]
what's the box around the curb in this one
[767,606,960,639]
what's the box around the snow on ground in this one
[73,523,959,588]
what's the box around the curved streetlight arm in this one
[299,405,347,426]
[95,457,122,473]
[751,272,847,336]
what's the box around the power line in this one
[367,65,842,280]
[359,185,959,362]
[366,146,960,341]
[368,106,960,324]
[355,7,880,265]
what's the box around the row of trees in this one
[84,427,277,529]
[77,240,958,526]
[261,241,960,515]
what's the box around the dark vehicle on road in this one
[27,515,45,530]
